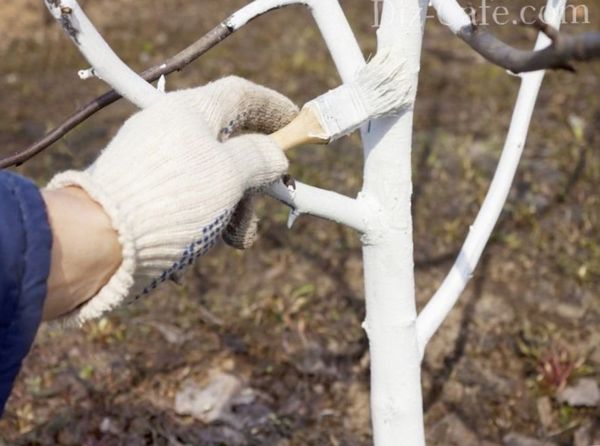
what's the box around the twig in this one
[0,23,232,168]
[46,0,163,108]
[457,21,600,74]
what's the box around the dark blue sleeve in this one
[0,171,52,416]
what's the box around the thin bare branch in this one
[0,23,232,168]
[458,22,600,74]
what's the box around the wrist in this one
[41,186,122,321]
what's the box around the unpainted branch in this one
[458,21,600,73]
[0,23,232,168]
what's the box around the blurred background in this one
[0,1,598,444]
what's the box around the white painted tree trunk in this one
[43,0,568,444]
[358,1,429,443]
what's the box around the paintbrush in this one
[270,49,414,151]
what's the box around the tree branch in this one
[428,0,600,74]
[46,0,164,108]
[267,178,369,234]
[0,23,232,168]
[416,0,570,354]
[1,0,364,169]
[457,21,600,74]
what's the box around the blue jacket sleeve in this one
[0,171,52,416]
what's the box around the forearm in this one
[41,187,122,321]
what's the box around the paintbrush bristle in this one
[357,48,415,119]
[305,48,415,141]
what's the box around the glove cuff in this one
[47,170,137,326]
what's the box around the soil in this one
[0,1,598,445]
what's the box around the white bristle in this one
[305,48,415,141]
[357,49,416,119]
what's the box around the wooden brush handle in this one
[270,106,329,151]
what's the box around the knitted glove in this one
[223,194,260,250]
[47,76,298,325]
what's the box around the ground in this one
[0,1,598,445]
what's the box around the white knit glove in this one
[47,76,298,325]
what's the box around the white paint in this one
[268,180,369,233]
[307,49,414,141]
[356,0,429,444]
[429,0,471,33]
[308,0,366,80]
[286,208,301,228]
[226,0,308,29]
[416,0,567,354]
[44,0,163,109]
[157,75,166,93]
[307,85,369,140]
[78,68,95,79]
[226,0,365,82]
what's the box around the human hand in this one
[46,76,297,325]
